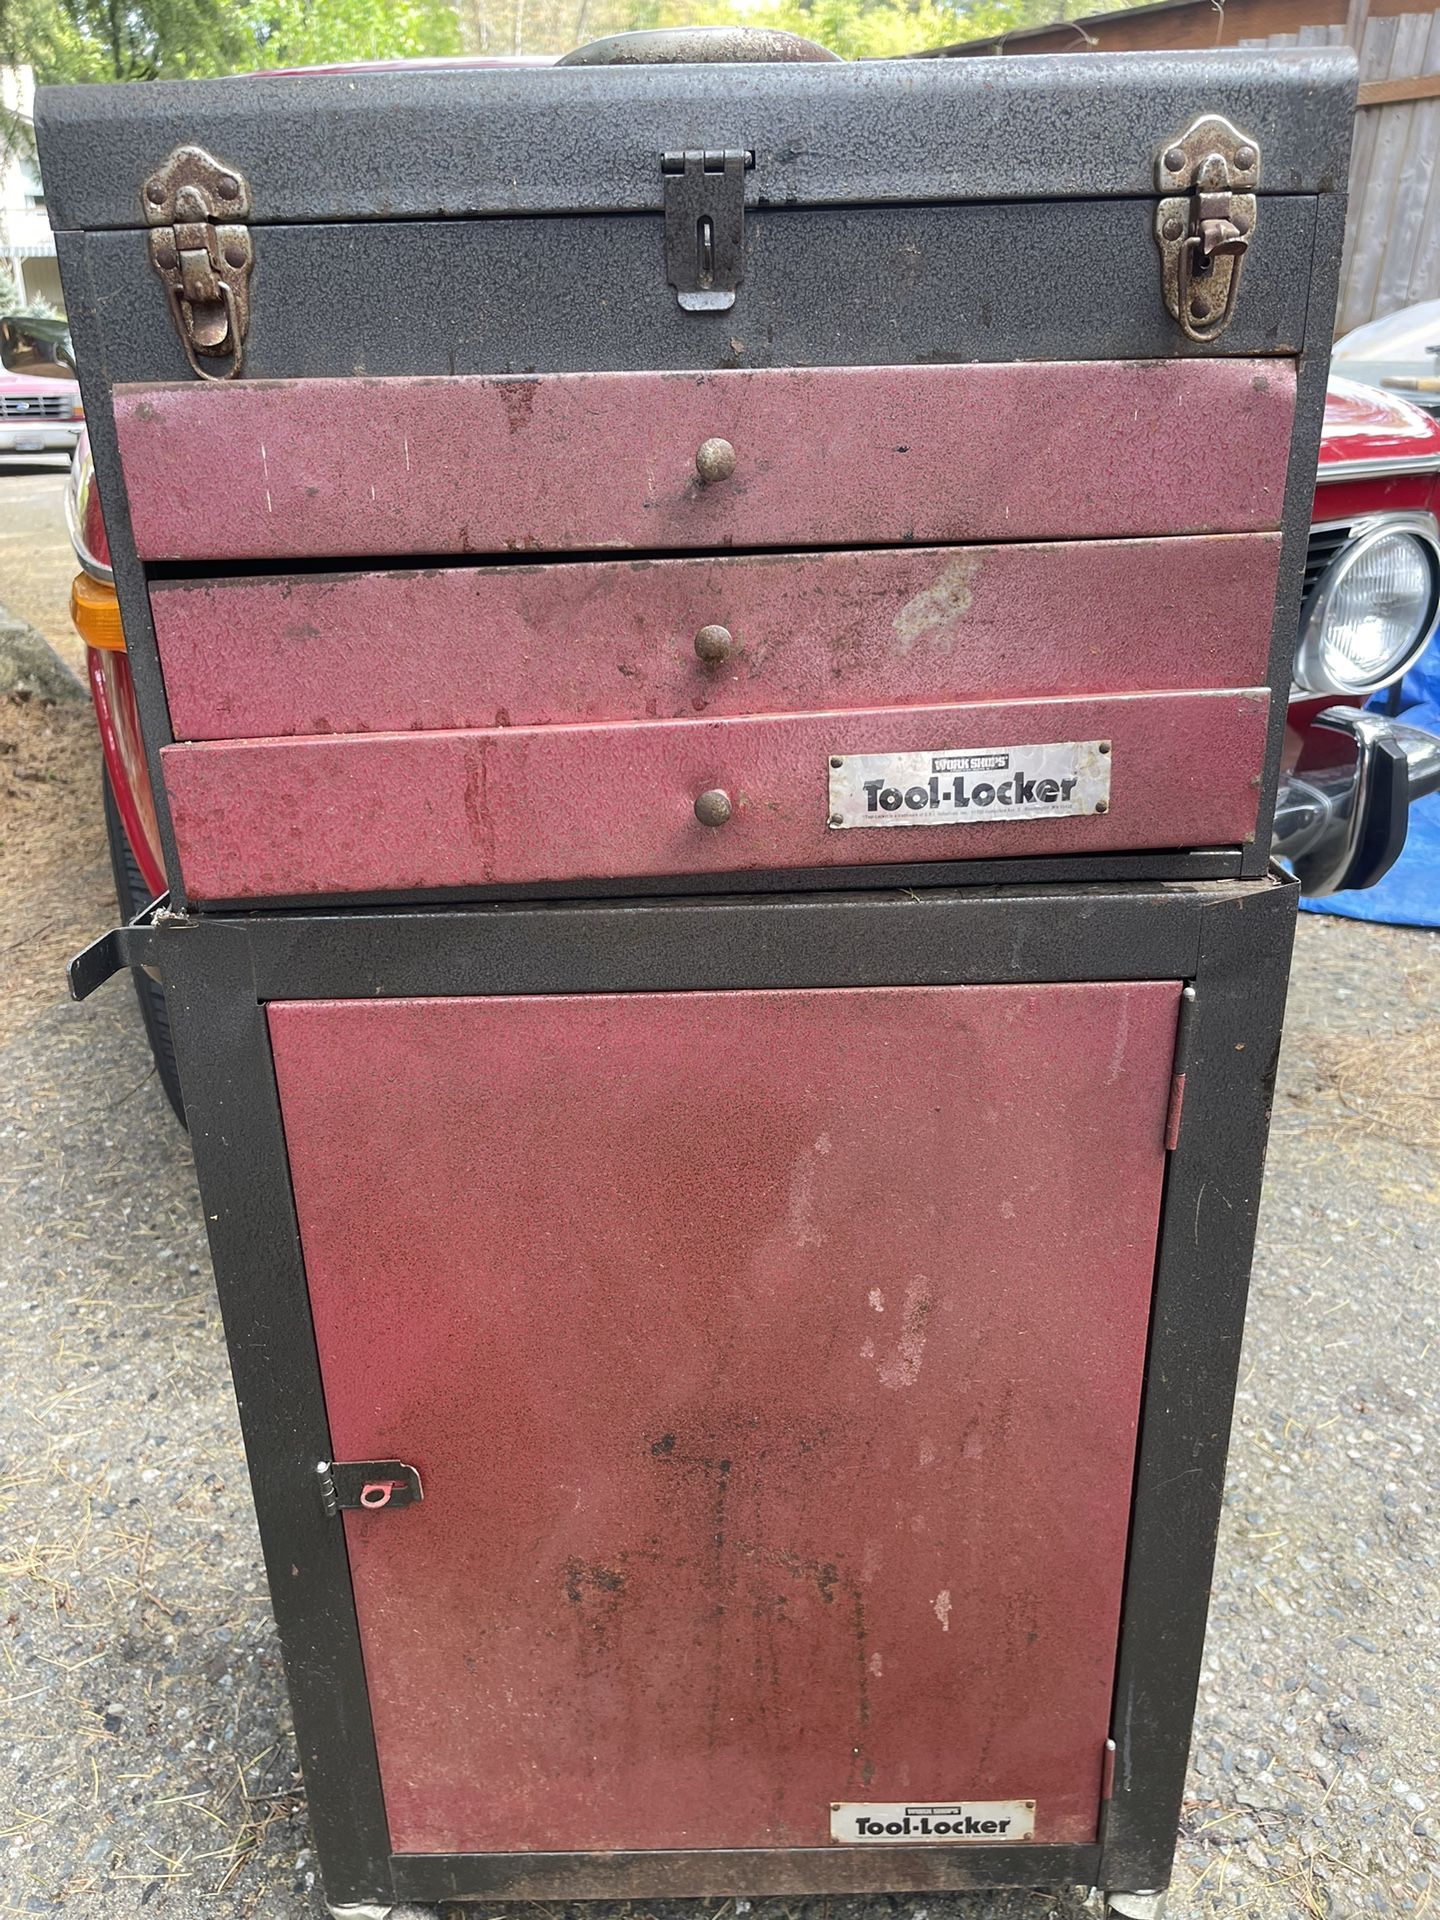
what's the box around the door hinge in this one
[1155,117,1259,345]
[142,146,253,382]
[1164,985,1198,1152]
[317,1460,423,1517]
[662,149,753,313]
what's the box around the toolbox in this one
[44,36,1353,1918]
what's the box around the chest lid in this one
[39,44,1352,232]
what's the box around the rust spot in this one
[462,758,483,838]
[497,378,540,435]
[650,1433,676,1456]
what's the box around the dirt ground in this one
[0,468,1436,1918]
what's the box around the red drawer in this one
[153,534,1281,742]
[161,689,1269,903]
[116,360,1295,562]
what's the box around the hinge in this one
[1155,117,1259,345]
[1095,1734,1120,1858]
[661,149,753,313]
[317,1460,423,1518]
[1164,985,1198,1152]
[142,146,253,382]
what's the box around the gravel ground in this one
[1,471,1436,1919]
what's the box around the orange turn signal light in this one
[70,572,125,652]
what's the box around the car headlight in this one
[1295,512,1440,695]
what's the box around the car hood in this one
[1320,375,1440,470]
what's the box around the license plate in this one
[11,437,46,453]
[828,739,1110,828]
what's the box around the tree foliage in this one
[1,0,460,80]
[451,0,1074,58]
[1,0,1128,79]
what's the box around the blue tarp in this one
[1300,647,1440,927]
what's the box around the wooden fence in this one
[1240,8,1440,332]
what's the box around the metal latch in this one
[318,1460,423,1517]
[662,150,753,313]
[142,146,253,381]
[1155,117,1259,345]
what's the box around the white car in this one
[0,361,82,460]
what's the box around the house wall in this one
[1,65,63,316]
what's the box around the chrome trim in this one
[1294,509,1440,695]
[1317,453,1440,481]
[1392,714,1440,801]
[63,444,113,584]
[1273,707,1440,895]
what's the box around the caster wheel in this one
[1105,1893,1168,1920]
[326,1905,438,1920]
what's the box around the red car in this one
[1272,376,1440,900]
[5,315,1440,1122]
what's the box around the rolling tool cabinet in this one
[46,38,1353,1918]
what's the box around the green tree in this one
[246,0,461,68]
[0,0,460,80]
[6,0,253,80]
[3,0,1134,80]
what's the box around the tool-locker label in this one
[830,1800,1037,1843]
[827,740,1109,827]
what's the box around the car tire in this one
[102,771,186,1127]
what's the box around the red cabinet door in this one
[270,982,1180,1858]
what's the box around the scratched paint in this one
[269,981,1181,1854]
[891,553,979,652]
[876,1280,935,1390]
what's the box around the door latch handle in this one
[318,1460,424,1517]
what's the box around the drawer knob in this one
[694,789,733,828]
[694,623,734,665]
[695,437,737,484]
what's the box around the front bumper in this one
[1273,706,1440,896]
[0,421,81,454]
